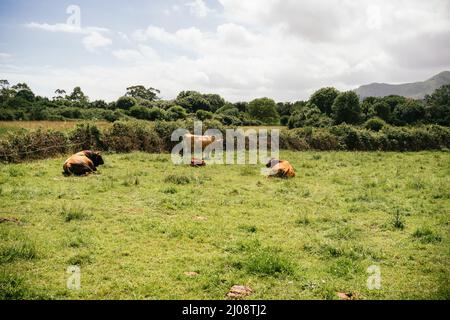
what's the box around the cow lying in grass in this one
[266,158,296,178]
[63,150,104,176]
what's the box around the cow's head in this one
[84,150,104,167]
[266,158,280,168]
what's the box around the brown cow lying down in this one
[63,150,104,176]
[266,158,296,178]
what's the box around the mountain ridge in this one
[354,71,450,99]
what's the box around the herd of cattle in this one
[62,134,295,178]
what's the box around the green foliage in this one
[166,105,187,120]
[195,109,213,120]
[116,96,137,110]
[176,91,211,112]
[425,84,450,126]
[393,99,426,125]
[309,87,340,115]
[364,117,386,131]
[248,97,280,124]
[372,101,391,121]
[126,85,160,102]
[288,104,333,129]
[332,91,361,124]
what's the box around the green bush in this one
[103,120,162,153]
[364,117,386,131]
[116,96,137,110]
[68,123,103,151]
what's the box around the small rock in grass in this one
[227,285,252,299]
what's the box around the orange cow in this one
[266,158,296,178]
[63,150,104,176]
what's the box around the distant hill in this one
[355,71,450,100]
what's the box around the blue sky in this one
[0,0,449,102]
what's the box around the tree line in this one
[0,79,449,128]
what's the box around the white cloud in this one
[0,53,13,61]
[26,22,112,52]
[185,0,212,18]
[12,0,450,102]
[82,32,112,52]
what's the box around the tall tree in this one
[309,87,340,115]
[332,91,361,124]
[126,85,160,102]
[248,97,280,124]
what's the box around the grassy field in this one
[0,121,111,137]
[0,121,285,138]
[0,151,449,300]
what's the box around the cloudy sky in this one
[0,0,449,102]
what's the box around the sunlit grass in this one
[0,151,449,299]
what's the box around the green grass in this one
[0,151,449,299]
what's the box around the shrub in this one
[196,109,213,121]
[129,105,151,120]
[103,120,162,153]
[166,105,187,120]
[68,123,103,151]
[0,129,68,163]
[116,96,137,110]
[280,115,290,126]
[364,117,386,131]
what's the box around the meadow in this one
[0,121,112,138]
[0,151,449,300]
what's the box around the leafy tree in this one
[148,107,167,121]
[248,97,280,124]
[176,91,211,112]
[54,89,67,101]
[116,96,137,110]
[234,102,248,113]
[68,87,89,106]
[15,88,35,102]
[364,117,386,131]
[203,93,225,112]
[129,105,150,120]
[276,102,303,117]
[309,87,340,115]
[166,105,187,120]
[12,83,31,92]
[196,109,213,120]
[126,85,160,102]
[288,103,333,128]
[280,115,290,126]
[381,95,406,110]
[393,99,425,125]
[424,84,450,125]
[90,100,109,109]
[372,101,391,122]
[331,91,361,124]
